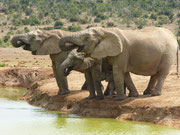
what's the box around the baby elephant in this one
[60,49,127,100]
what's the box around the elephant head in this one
[11,29,62,55]
[59,27,127,59]
[60,49,96,76]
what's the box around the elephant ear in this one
[90,30,123,59]
[36,33,61,55]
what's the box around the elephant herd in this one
[11,27,179,100]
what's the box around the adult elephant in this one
[11,29,87,95]
[59,27,179,100]
[59,49,127,100]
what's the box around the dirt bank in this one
[0,48,180,128]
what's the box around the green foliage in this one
[0,62,5,67]
[79,18,88,24]
[24,27,30,33]
[94,18,101,23]
[54,20,64,29]
[177,30,180,37]
[134,18,147,29]
[68,24,81,32]
[0,0,179,41]
[107,22,115,27]
[22,16,41,26]
[158,15,170,25]
[69,17,79,22]
[177,39,180,49]
[43,27,54,30]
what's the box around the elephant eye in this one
[31,36,36,40]
[84,36,89,41]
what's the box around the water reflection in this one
[0,87,179,135]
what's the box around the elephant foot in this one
[88,95,96,99]
[128,92,139,97]
[114,95,126,101]
[58,90,70,95]
[104,89,110,96]
[151,90,162,96]
[143,89,153,95]
[95,96,104,100]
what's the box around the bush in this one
[3,35,10,43]
[79,18,88,24]
[24,27,30,33]
[158,15,170,25]
[0,62,5,67]
[68,24,81,32]
[54,20,64,29]
[94,18,101,23]
[107,22,115,27]
[134,18,147,29]
[43,27,54,30]
[69,17,79,22]
[177,30,180,37]
[150,13,157,20]
[177,39,180,48]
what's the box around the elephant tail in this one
[177,44,179,76]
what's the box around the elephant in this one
[59,27,179,100]
[60,49,127,99]
[11,29,88,95]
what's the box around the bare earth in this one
[0,48,180,128]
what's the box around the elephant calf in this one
[60,49,127,100]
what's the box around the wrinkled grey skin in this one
[11,29,87,95]
[60,49,127,100]
[60,49,104,99]
[59,27,178,100]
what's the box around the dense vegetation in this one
[0,0,180,47]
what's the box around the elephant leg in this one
[151,74,167,96]
[109,82,115,98]
[113,67,126,100]
[84,70,96,99]
[91,66,104,100]
[81,81,88,90]
[143,74,157,95]
[124,72,139,97]
[55,61,70,95]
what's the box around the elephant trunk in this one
[59,32,84,51]
[60,57,74,76]
[11,34,28,47]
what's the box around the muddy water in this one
[0,87,180,135]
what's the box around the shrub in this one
[79,18,88,24]
[177,30,180,37]
[69,17,79,22]
[0,62,5,67]
[24,27,30,33]
[2,22,7,26]
[94,18,101,23]
[150,13,157,20]
[107,22,115,27]
[68,24,81,32]
[134,18,147,29]
[177,39,180,48]
[158,15,170,25]
[43,27,54,30]
[3,35,10,43]
[54,20,64,29]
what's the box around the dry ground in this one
[0,48,180,128]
